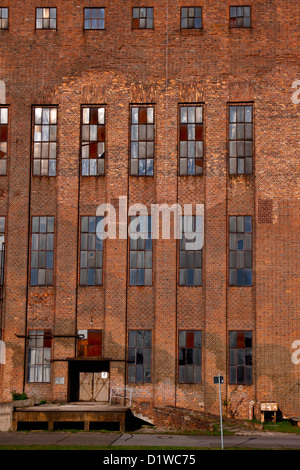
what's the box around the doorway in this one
[79,371,109,402]
[68,359,110,403]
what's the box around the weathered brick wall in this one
[0,0,299,423]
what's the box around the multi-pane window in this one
[128,330,152,383]
[0,217,5,286]
[84,8,105,30]
[27,330,51,383]
[178,330,202,383]
[80,216,103,286]
[129,216,152,285]
[0,107,8,175]
[30,216,54,286]
[36,8,57,29]
[130,106,154,176]
[181,7,202,29]
[0,8,8,29]
[132,7,153,29]
[81,106,105,176]
[179,215,202,286]
[179,105,204,175]
[229,6,251,28]
[33,107,57,176]
[229,105,253,175]
[229,331,253,384]
[229,215,252,286]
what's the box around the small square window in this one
[36,8,57,29]
[229,6,251,28]
[181,7,202,29]
[132,7,153,29]
[84,8,105,30]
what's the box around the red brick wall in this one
[0,0,299,424]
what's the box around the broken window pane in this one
[128,330,152,383]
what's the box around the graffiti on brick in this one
[96,197,204,251]
[292,80,300,104]
[292,340,300,365]
[0,340,5,364]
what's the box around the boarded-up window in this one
[78,329,102,357]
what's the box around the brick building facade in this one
[0,0,299,424]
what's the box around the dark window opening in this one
[128,330,152,383]
[229,330,253,384]
[178,330,202,383]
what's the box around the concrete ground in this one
[0,431,299,449]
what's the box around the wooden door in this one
[79,372,93,401]
[79,371,109,402]
[93,372,109,402]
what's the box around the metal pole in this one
[218,374,224,450]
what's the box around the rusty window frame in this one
[0,107,8,175]
[181,7,202,29]
[179,215,203,286]
[229,330,253,384]
[79,216,104,286]
[132,7,153,29]
[129,215,152,286]
[228,104,253,175]
[35,8,57,29]
[130,105,155,176]
[0,8,8,29]
[30,216,55,286]
[127,330,152,383]
[178,330,202,383]
[229,6,251,28]
[179,104,204,176]
[81,105,105,176]
[84,8,105,30]
[32,106,57,176]
[229,215,252,286]
[27,329,52,383]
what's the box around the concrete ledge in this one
[0,399,36,431]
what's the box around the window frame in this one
[132,7,154,30]
[83,7,105,30]
[0,7,8,30]
[228,102,254,176]
[30,216,55,287]
[26,329,52,383]
[127,329,152,384]
[129,215,153,286]
[180,7,203,30]
[229,5,251,28]
[129,104,155,177]
[32,105,58,177]
[79,215,104,287]
[178,215,203,287]
[80,105,106,176]
[178,330,202,384]
[228,214,253,287]
[229,330,253,385]
[178,103,204,176]
[35,7,57,30]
